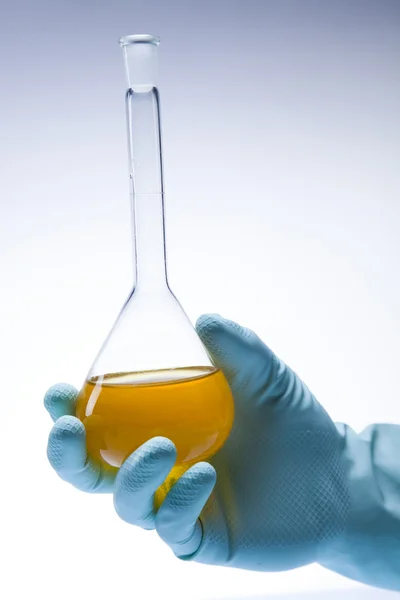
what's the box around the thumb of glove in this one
[196,313,331,429]
[194,314,350,570]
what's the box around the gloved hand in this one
[45,314,400,590]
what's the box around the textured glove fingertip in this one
[47,415,86,473]
[116,436,177,494]
[183,461,217,496]
[196,314,227,339]
[196,314,260,386]
[44,383,79,421]
[120,436,177,474]
[196,314,253,347]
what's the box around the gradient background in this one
[1,1,399,599]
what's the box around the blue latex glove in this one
[45,314,400,591]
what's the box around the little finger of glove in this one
[155,462,216,558]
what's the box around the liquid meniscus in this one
[75,366,234,477]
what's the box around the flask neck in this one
[126,88,168,291]
[131,192,168,291]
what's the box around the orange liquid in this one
[76,367,234,502]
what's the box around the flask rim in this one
[119,34,160,47]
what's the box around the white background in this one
[1,1,399,598]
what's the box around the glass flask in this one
[75,34,235,504]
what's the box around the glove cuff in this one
[318,423,400,590]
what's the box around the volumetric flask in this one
[75,34,235,502]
